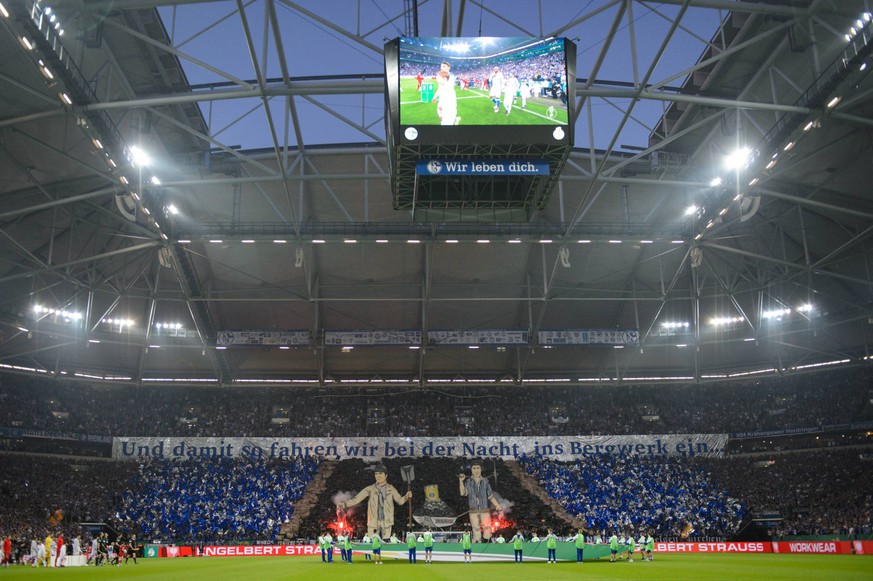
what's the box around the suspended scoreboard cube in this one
[385,37,576,222]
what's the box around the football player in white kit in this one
[435,70,459,125]
[489,66,505,113]
[503,73,520,115]
[519,79,531,109]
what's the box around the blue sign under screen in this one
[416,159,550,176]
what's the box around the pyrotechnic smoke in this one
[493,492,515,515]
[333,491,354,505]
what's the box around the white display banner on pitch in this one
[113,433,726,461]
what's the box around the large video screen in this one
[385,37,575,146]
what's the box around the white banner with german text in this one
[112,433,726,461]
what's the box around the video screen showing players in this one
[397,37,570,127]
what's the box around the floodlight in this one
[762,307,791,320]
[724,147,751,170]
[129,145,152,167]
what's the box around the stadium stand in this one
[0,366,871,552]
[114,456,318,543]
[0,366,870,439]
[517,454,745,538]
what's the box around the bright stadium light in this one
[762,307,791,320]
[129,145,152,167]
[710,316,744,326]
[724,147,752,170]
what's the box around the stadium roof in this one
[0,0,872,387]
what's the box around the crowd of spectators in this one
[3,448,868,547]
[115,456,318,544]
[0,455,137,546]
[517,454,745,539]
[700,449,873,537]
[0,367,869,440]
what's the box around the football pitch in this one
[5,554,871,580]
[399,77,568,126]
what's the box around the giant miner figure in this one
[338,463,412,540]
[459,458,502,542]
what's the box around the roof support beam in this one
[0,241,161,284]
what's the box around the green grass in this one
[398,77,568,126]
[6,554,873,580]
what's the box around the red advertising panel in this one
[656,542,772,553]
[771,541,854,555]
[200,544,322,557]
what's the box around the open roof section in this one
[0,0,871,387]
